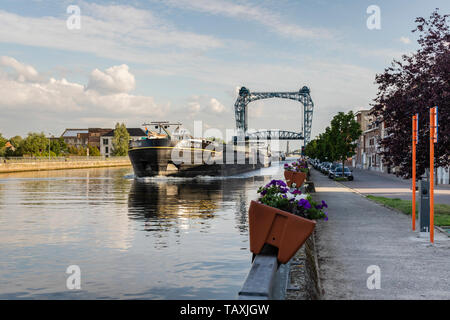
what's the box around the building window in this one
[103,138,108,145]
[105,146,109,154]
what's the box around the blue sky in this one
[0,0,448,149]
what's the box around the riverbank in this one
[0,157,131,173]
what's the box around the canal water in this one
[0,164,284,299]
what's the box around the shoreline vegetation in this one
[0,156,131,174]
[367,195,450,226]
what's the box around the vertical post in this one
[48,133,51,161]
[429,107,436,243]
[412,114,417,231]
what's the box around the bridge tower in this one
[234,86,314,144]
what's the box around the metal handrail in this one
[238,246,289,300]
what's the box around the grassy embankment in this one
[366,195,450,226]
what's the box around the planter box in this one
[284,170,307,188]
[248,200,316,264]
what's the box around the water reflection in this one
[128,180,222,222]
[128,180,224,249]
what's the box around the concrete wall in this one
[0,157,131,173]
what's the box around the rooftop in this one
[61,129,88,137]
[102,128,147,137]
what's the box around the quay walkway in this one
[311,168,450,299]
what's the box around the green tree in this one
[57,137,68,155]
[3,135,23,157]
[50,139,61,156]
[88,144,101,156]
[112,123,130,156]
[18,132,49,156]
[0,133,7,156]
[304,139,318,159]
[67,145,88,156]
[328,111,362,169]
[306,127,334,162]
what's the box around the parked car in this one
[329,166,354,180]
[328,163,341,175]
[321,162,332,174]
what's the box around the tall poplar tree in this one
[112,123,130,156]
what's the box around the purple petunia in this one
[321,200,328,208]
[266,179,287,188]
[298,198,311,210]
[279,187,289,193]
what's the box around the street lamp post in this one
[48,133,52,161]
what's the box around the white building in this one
[100,128,147,157]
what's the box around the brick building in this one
[60,128,112,149]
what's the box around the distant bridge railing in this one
[246,130,304,140]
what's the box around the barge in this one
[128,122,271,178]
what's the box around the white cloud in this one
[0,57,167,131]
[188,101,202,114]
[0,3,223,67]
[187,95,228,118]
[0,3,392,139]
[0,56,40,82]
[208,98,226,113]
[162,0,332,39]
[399,36,411,44]
[87,65,136,94]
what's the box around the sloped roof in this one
[61,129,88,137]
[102,128,146,137]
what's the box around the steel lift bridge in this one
[234,86,314,144]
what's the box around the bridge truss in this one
[246,130,303,140]
[234,86,314,144]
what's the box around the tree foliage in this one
[0,133,7,156]
[329,111,362,168]
[371,9,449,178]
[88,144,101,156]
[305,111,361,166]
[0,133,72,157]
[112,123,130,156]
[18,132,49,156]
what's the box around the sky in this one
[0,0,448,149]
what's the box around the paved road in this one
[336,168,450,205]
[311,168,450,299]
